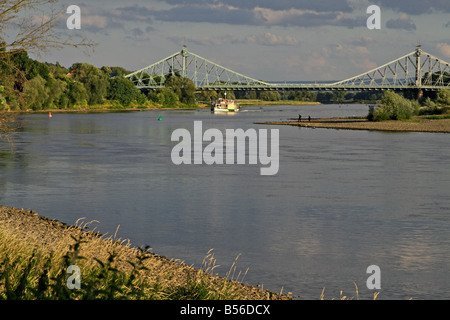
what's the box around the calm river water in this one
[1,104,449,299]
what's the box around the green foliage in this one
[107,77,146,107]
[164,75,196,105]
[0,234,152,300]
[70,63,109,105]
[9,51,50,81]
[436,89,450,106]
[259,91,281,101]
[0,86,5,109]
[196,90,218,103]
[157,87,179,107]
[420,97,440,115]
[66,81,88,107]
[45,75,67,108]
[22,75,47,110]
[1,49,208,110]
[369,91,419,121]
[0,233,249,300]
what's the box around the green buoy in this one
[158,115,162,121]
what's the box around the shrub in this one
[369,91,418,121]
[420,97,441,115]
[436,89,450,106]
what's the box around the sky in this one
[31,0,450,81]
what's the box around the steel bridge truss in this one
[331,46,450,91]
[125,46,271,91]
[125,46,450,92]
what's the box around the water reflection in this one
[0,105,449,299]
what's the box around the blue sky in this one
[39,0,450,81]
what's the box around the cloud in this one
[385,14,416,31]
[160,0,353,13]
[59,3,125,33]
[437,43,450,58]
[112,5,154,22]
[56,3,158,34]
[126,27,152,41]
[170,32,299,47]
[373,0,450,15]
[244,33,299,46]
[151,2,365,28]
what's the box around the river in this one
[1,104,449,299]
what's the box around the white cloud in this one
[171,33,299,47]
[242,33,299,46]
[437,43,450,58]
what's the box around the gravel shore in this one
[259,117,450,133]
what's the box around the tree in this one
[0,0,94,140]
[66,81,87,107]
[165,75,196,105]
[45,74,66,108]
[196,90,218,103]
[107,77,146,106]
[70,63,109,105]
[0,85,6,109]
[22,75,47,110]
[157,87,179,107]
[436,89,450,106]
[259,91,281,101]
[369,91,419,121]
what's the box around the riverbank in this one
[236,99,320,106]
[0,104,210,115]
[0,99,320,114]
[0,206,290,300]
[259,116,450,133]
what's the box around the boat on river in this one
[212,94,239,113]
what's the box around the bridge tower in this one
[415,45,423,98]
[181,45,188,79]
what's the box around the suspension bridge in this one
[125,45,450,93]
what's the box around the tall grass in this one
[0,231,153,300]
[320,283,380,300]
[0,220,285,300]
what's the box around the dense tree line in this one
[196,89,385,104]
[0,50,199,111]
[2,49,450,112]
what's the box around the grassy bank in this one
[260,116,450,133]
[0,206,290,300]
[1,102,210,115]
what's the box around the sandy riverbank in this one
[258,116,450,133]
[0,206,290,300]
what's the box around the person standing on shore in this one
[298,114,301,122]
